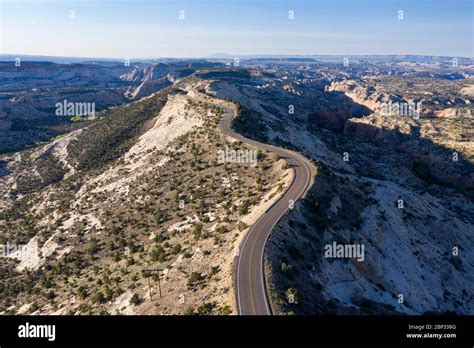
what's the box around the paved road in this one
[189,93,315,315]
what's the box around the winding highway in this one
[188,93,315,315]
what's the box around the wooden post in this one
[144,268,163,300]
[157,271,162,299]
[148,276,153,301]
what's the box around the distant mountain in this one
[2,54,473,65]
[205,54,474,63]
[0,61,204,153]
[0,54,125,65]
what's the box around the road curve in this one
[188,93,315,315]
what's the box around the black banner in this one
[0,315,472,346]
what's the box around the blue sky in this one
[0,0,472,58]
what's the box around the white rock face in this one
[127,94,203,159]
[323,181,472,314]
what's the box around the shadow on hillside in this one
[0,160,9,177]
[307,91,374,132]
[341,118,473,192]
[270,123,473,314]
[233,100,473,315]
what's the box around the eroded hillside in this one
[0,83,290,315]
[202,68,474,315]
[0,61,221,153]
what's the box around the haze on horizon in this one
[0,0,472,59]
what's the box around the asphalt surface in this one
[189,94,315,315]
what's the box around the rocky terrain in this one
[0,61,220,153]
[201,63,473,315]
[0,57,472,316]
[332,77,474,190]
[0,78,290,315]
[327,76,473,118]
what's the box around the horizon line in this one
[1,53,473,61]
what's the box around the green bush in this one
[150,245,167,262]
[130,293,142,306]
